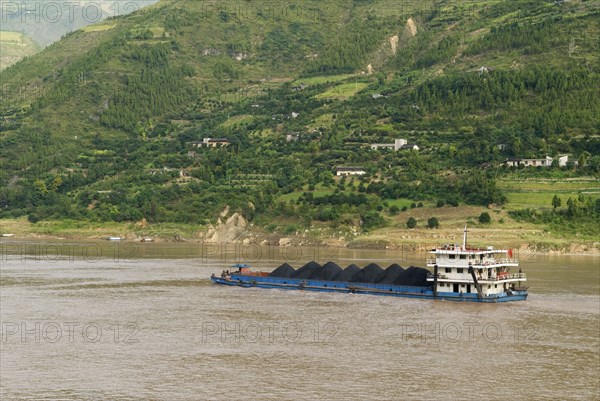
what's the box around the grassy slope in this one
[272,176,600,252]
[0,31,40,70]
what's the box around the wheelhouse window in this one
[445,268,451,273]
[449,254,456,259]
[457,268,464,274]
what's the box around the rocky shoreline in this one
[1,213,599,255]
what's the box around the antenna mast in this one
[463,224,468,250]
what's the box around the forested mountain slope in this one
[1,0,598,236]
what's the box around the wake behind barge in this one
[211,228,528,303]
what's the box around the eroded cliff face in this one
[204,212,249,243]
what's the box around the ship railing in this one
[477,273,527,281]
[470,259,518,266]
[494,272,526,280]
[427,258,518,266]
[428,272,526,281]
[476,272,526,281]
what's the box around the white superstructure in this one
[426,226,527,298]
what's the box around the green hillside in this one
[1,0,599,242]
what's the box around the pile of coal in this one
[269,261,430,286]
[350,263,385,283]
[393,266,430,286]
[308,261,343,280]
[291,261,322,279]
[269,263,296,278]
[377,264,405,284]
[331,264,361,282]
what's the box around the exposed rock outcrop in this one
[204,212,249,243]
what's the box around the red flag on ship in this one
[508,248,513,258]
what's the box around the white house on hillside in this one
[187,138,231,148]
[505,155,574,168]
[335,166,367,176]
[371,138,419,151]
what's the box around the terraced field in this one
[498,177,600,210]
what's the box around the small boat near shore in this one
[106,236,123,241]
[211,226,528,303]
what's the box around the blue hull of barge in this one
[211,274,528,303]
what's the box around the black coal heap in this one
[308,261,343,280]
[291,261,321,279]
[350,263,385,283]
[269,263,296,278]
[377,264,405,284]
[331,264,361,282]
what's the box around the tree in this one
[479,212,491,224]
[390,205,400,215]
[406,217,417,228]
[362,211,385,231]
[50,176,63,192]
[551,194,562,209]
[427,217,439,229]
[458,170,506,205]
[578,151,590,168]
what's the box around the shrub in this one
[316,207,340,221]
[479,212,491,224]
[284,224,299,234]
[27,213,40,224]
[436,200,445,208]
[427,217,439,229]
[406,217,417,228]
[362,211,385,231]
[551,194,561,209]
[389,205,400,215]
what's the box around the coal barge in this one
[211,227,528,302]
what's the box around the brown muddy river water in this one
[1,240,599,400]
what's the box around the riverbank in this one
[1,217,598,255]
